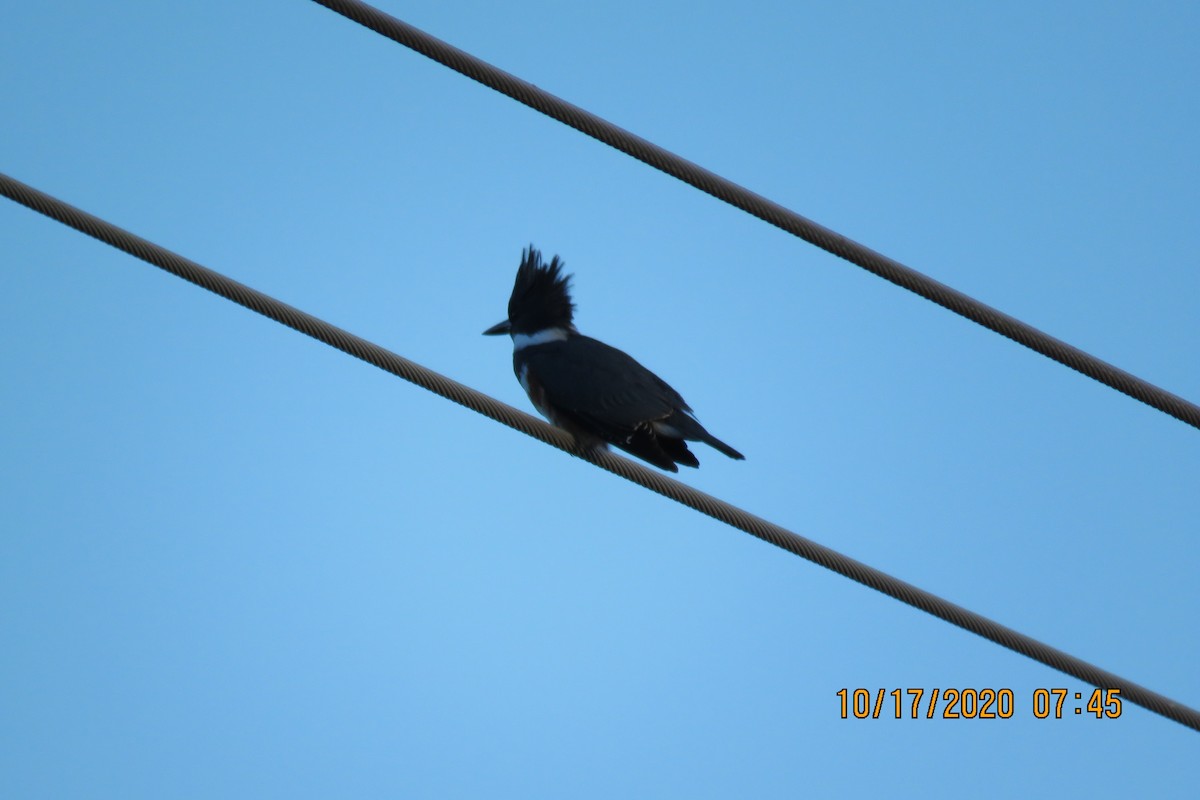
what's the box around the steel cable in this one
[3,171,1196,731]
[308,0,1200,432]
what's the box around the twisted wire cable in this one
[3,171,1195,731]
[309,0,1200,432]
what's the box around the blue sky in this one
[2,1,1197,797]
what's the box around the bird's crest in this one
[508,245,576,331]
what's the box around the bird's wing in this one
[519,337,687,437]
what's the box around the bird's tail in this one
[700,431,745,461]
[662,410,745,461]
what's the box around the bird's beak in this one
[482,320,511,336]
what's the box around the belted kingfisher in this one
[484,246,745,472]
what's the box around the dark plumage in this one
[506,251,575,334]
[484,246,744,472]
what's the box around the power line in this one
[4,171,1197,732]
[309,0,1200,433]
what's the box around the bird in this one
[484,245,745,472]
